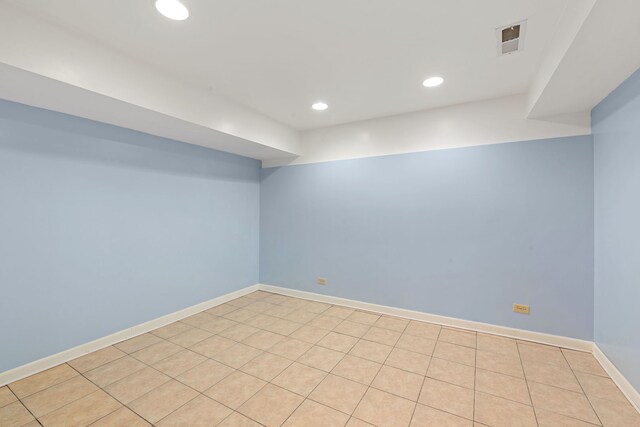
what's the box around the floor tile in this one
[0,401,35,427]
[264,318,303,335]
[189,334,236,358]
[334,320,371,338]
[318,332,359,353]
[285,308,320,324]
[476,334,519,357]
[240,352,292,381]
[90,406,150,426]
[212,343,263,368]
[151,322,192,339]
[224,308,259,323]
[474,391,537,427]
[411,404,473,427]
[562,349,608,377]
[204,371,266,409]
[268,338,314,360]
[156,394,232,427]
[419,377,474,420]
[175,359,234,392]
[244,301,277,314]
[309,374,368,414]
[39,389,120,427]
[308,315,344,330]
[22,375,97,418]
[323,306,355,319]
[263,294,292,305]
[84,355,146,388]
[238,384,304,427]
[476,349,524,378]
[362,327,401,346]
[187,313,237,334]
[575,371,627,403]
[104,367,170,404]
[403,321,441,340]
[114,333,162,354]
[475,369,531,405]
[346,418,376,427]
[426,358,475,389]
[385,348,431,375]
[438,329,476,348]
[372,365,424,401]
[284,399,350,427]
[347,311,381,325]
[152,349,207,377]
[433,341,476,366]
[9,364,79,399]
[128,379,198,424]
[298,346,345,372]
[0,386,17,408]
[535,408,599,427]
[528,381,600,424]
[518,342,567,367]
[353,388,415,427]
[396,334,436,356]
[291,325,330,344]
[168,327,212,348]
[68,346,125,373]
[272,362,328,396]
[243,330,287,350]
[373,316,409,332]
[219,323,260,341]
[589,395,640,426]
[205,303,239,316]
[349,340,392,363]
[131,340,182,365]
[217,412,263,427]
[522,359,582,392]
[331,355,382,385]
[243,314,278,329]
[303,301,332,314]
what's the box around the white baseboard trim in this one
[0,284,260,387]
[258,284,594,351]
[593,344,640,412]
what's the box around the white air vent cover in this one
[497,20,527,56]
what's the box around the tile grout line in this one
[560,349,604,426]
[407,323,441,426]
[516,340,539,427]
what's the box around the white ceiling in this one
[8,0,588,130]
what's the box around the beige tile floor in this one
[2,291,639,427]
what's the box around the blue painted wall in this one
[593,67,640,391]
[0,100,260,372]
[260,136,595,340]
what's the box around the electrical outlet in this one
[317,277,327,286]
[513,304,530,314]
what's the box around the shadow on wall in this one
[0,99,259,182]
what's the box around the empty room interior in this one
[1,0,640,426]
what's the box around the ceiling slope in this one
[528,0,640,118]
[0,5,300,160]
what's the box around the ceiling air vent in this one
[497,20,527,56]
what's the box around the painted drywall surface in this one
[0,100,260,372]
[593,66,640,390]
[264,95,591,167]
[261,135,594,339]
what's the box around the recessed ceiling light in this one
[155,0,189,21]
[311,102,328,111]
[422,76,444,88]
